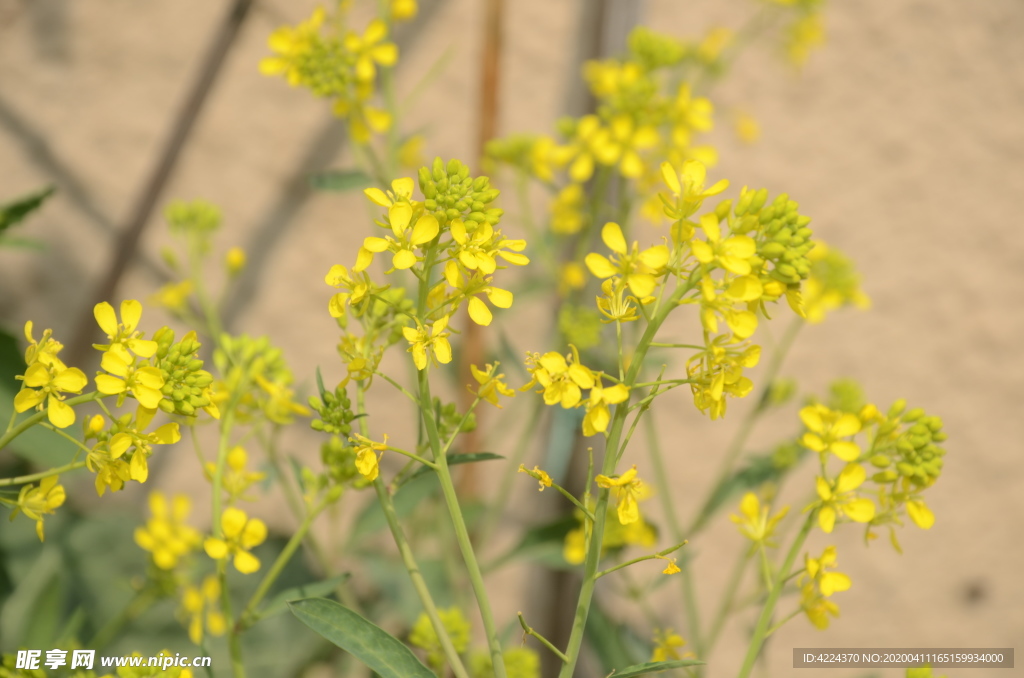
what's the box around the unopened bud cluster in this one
[309,384,357,435]
[418,158,502,229]
[730,190,814,287]
[154,328,215,417]
[869,400,947,487]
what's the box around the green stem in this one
[0,392,102,450]
[420,368,508,678]
[703,548,752,654]
[736,515,814,678]
[558,285,688,678]
[0,460,87,487]
[595,541,687,579]
[239,499,325,629]
[687,318,802,535]
[374,478,471,678]
[645,411,704,660]
[518,612,569,663]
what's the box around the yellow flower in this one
[447,219,529,274]
[181,575,227,645]
[800,404,861,461]
[521,348,594,408]
[799,546,850,629]
[601,114,660,178]
[10,475,65,541]
[255,373,310,424]
[344,19,398,83]
[470,363,515,407]
[259,7,327,85]
[660,557,681,575]
[814,463,876,533]
[364,177,415,209]
[104,406,181,484]
[734,110,760,144]
[785,13,825,68]
[802,242,871,324]
[203,447,267,502]
[225,247,246,275]
[730,492,789,546]
[14,361,87,429]
[410,607,470,670]
[550,183,587,235]
[582,378,629,437]
[686,338,759,420]
[93,300,158,363]
[134,492,201,570]
[585,222,669,298]
[651,628,694,662]
[805,546,852,597]
[442,263,514,327]
[564,115,611,183]
[325,264,376,319]
[518,464,552,491]
[595,465,643,525]
[22,321,64,367]
[356,204,439,271]
[204,507,267,574]
[95,349,166,409]
[402,317,452,370]
[151,280,194,312]
[351,433,388,481]
[906,498,935,530]
[390,0,418,22]
[660,159,729,219]
[691,213,757,276]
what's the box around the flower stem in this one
[518,612,569,663]
[373,477,471,678]
[736,514,814,678]
[0,460,87,487]
[0,391,102,451]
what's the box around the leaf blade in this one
[289,598,434,678]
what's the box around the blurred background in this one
[1,0,1022,676]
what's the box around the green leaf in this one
[259,574,350,620]
[310,169,372,193]
[401,451,504,486]
[610,659,705,677]
[0,235,46,250]
[289,598,435,678]
[0,186,55,233]
[691,448,805,532]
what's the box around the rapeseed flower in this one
[585,222,668,298]
[181,575,227,645]
[134,492,201,570]
[730,492,789,546]
[93,300,158,363]
[14,360,87,428]
[814,463,875,533]
[403,317,452,370]
[800,403,861,461]
[351,434,388,481]
[595,465,644,525]
[204,507,267,574]
[9,475,65,540]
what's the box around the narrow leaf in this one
[310,169,372,193]
[0,186,55,233]
[260,574,350,620]
[289,598,434,678]
[611,659,705,677]
[401,451,504,486]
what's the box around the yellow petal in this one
[101,350,130,377]
[410,214,439,246]
[468,297,493,326]
[120,300,143,332]
[241,518,267,549]
[233,550,261,574]
[434,337,453,364]
[221,507,248,539]
[820,571,852,597]
[94,302,118,336]
[130,450,148,482]
[204,537,228,560]
[23,362,51,387]
[364,187,390,207]
[833,414,862,438]
[906,499,935,529]
[818,505,836,533]
[799,406,824,433]
[393,249,417,269]
[14,387,44,413]
[829,440,860,462]
[660,162,681,195]
[47,398,76,428]
[601,222,627,254]
[842,498,875,523]
[639,244,669,270]
[626,273,657,299]
[388,202,413,236]
[486,287,513,308]
[585,253,618,279]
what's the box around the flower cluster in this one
[259,6,397,142]
[521,346,629,437]
[14,322,87,428]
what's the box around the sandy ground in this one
[1,0,1022,676]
